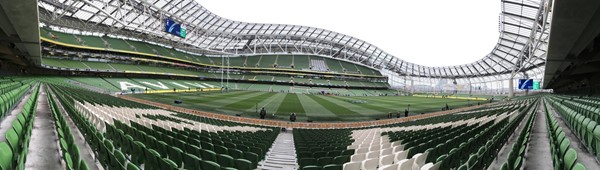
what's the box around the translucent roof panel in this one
[39,0,550,78]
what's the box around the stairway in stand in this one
[258,129,298,170]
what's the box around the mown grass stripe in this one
[306,95,360,116]
[223,92,278,110]
[178,90,257,103]
[297,94,338,118]
[275,93,305,115]
[329,96,396,113]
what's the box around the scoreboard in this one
[518,79,533,89]
[165,18,186,38]
[518,79,541,90]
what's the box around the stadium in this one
[0,0,599,169]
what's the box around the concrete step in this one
[257,130,298,170]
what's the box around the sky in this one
[197,0,501,67]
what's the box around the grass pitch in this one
[131,90,489,122]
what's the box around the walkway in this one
[25,85,62,169]
[523,100,552,169]
[258,129,298,170]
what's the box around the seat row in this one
[49,83,280,170]
[500,102,538,170]
[544,97,588,170]
[48,90,89,170]
[548,96,600,162]
[0,83,37,170]
[295,129,354,169]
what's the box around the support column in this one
[508,77,514,97]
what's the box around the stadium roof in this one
[38,0,552,79]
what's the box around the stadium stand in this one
[0,76,595,170]
[3,0,600,169]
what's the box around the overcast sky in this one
[197,0,501,67]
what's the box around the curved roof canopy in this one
[38,0,551,79]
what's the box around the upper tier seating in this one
[41,28,382,76]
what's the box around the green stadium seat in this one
[323,164,342,170]
[333,155,349,164]
[317,157,333,166]
[201,149,217,162]
[234,158,252,170]
[243,152,259,168]
[302,165,322,170]
[214,145,228,155]
[114,150,126,168]
[300,158,317,168]
[217,154,235,168]
[564,149,578,170]
[200,160,221,170]
[126,162,139,170]
[79,160,89,170]
[160,158,178,170]
[62,153,74,170]
[0,142,13,170]
[168,146,183,168]
[6,129,20,158]
[572,163,587,170]
[179,153,196,166]
[228,149,243,159]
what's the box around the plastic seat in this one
[314,151,327,158]
[379,154,394,166]
[333,155,350,164]
[131,141,146,165]
[70,145,81,170]
[200,160,221,170]
[378,164,398,170]
[564,149,578,170]
[572,163,587,170]
[234,158,252,170]
[64,153,74,170]
[343,161,361,170]
[398,158,414,170]
[228,149,243,159]
[243,152,259,168]
[323,164,342,170]
[367,151,380,159]
[302,165,322,170]
[412,152,428,169]
[394,151,408,163]
[6,129,20,154]
[466,154,477,169]
[126,162,140,170]
[79,160,89,170]
[351,153,366,162]
[361,158,379,170]
[166,147,183,167]
[341,150,354,155]
[160,158,178,170]
[200,149,217,162]
[560,139,571,157]
[214,145,229,155]
[380,148,393,156]
[217,154,235,168]
[317,157,333,166]
[146,149,162,170]
[183,153,201,170]
[300,158,317,168]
